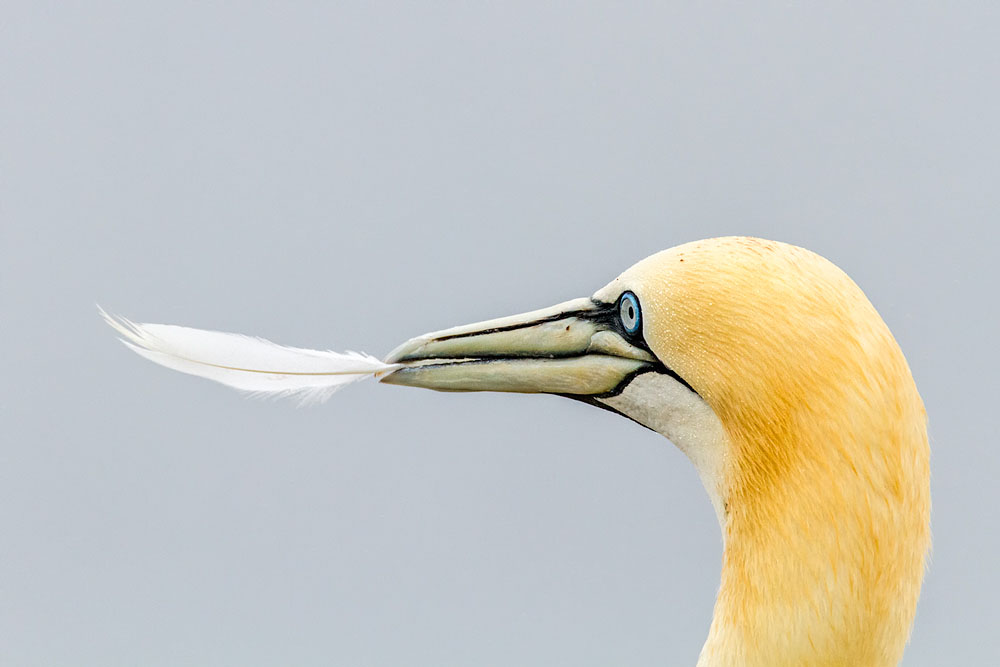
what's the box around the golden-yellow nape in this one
[382,236,930,667]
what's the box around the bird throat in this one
[599,372,729,528]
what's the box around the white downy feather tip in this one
[100,306,400,404]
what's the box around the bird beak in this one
[379,297,657,395]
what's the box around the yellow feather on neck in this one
[617,238,930,666]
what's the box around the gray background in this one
[3,3,998,665]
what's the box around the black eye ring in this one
[618,291,641,335]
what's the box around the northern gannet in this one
[104,236,930,666]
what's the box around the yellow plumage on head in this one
[603,238,929,665]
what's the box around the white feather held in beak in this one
[100,306,398,405]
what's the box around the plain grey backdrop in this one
[3,3,998,665]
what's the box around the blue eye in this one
[619,292,641,335]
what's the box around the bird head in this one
[382,236,930,666]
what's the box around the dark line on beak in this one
[587,365,697,399]
[431,299,625,346]
[432,307,601,343]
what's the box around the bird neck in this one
[599,370,927,665]
[697,388,929,667]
